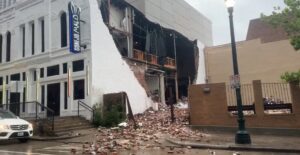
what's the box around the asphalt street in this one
[0,140,299,155]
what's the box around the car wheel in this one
[18,138,29,143]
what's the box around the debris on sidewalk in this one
[81,104,209,154]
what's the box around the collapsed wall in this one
[88,0,152,114]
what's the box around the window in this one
[60,12,67,47]
[63,63,68,74]
[6,76,8,84]
[64,82,67,109]
[33,70,37,81]
[40,68,44,78]
[72,60,84,72]
[0,35,2,63]
[6,31,11,62]
[10,73,20,81]
[47,65,60,77]
[21,26,25,57]
[22,72,26,81]
[73,79,85,100]
[41,85,45,111]
[31,22,35,55]
[22,87,26,112]
[40,19,45,52]
[0,77,2,85]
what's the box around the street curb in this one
[30,134,85,141]
[166,138,300,153]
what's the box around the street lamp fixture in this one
[225,0,251,144]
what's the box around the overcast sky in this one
[184,0,286,46]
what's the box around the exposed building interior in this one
[99,0,199,104]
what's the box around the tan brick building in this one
[205,19,300,84]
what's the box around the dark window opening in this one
[0,77,3,85]
[22,87,26,112]
[0,35,3,63]
[40,68,44,78]
[31,23,35,55]
[60,12,67,47]
[10,74,20,81]
[63,63,68,74]
[73,79,85,100]
[0,91,2,107]
[41,85,45,111]
[72,60,84,72]
[6,31,11,62]
[6,76,8,84]
[6,90,8,105]
[64,82,67,109]
[33,70,37,81]
[41,19,45,52]
[22,72,26,81]
[47,65,60,77]
[22,26,25,57]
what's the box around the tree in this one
[261,0,300,50]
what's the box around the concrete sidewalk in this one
[166,131,300,153]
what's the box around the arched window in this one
[6,31,11,62]
[0,35,2,63]
[60,11,67,47]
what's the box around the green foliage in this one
[92,104,103,127]
[92,103,126,128]
[261,0,300,50]
[280,70,300,83]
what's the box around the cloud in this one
[184,0,286,46]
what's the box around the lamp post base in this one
[235,130,251,144]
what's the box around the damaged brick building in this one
[99,0,212,104]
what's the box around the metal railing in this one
[226,84,255,106]
[262,83,293,112]
[3,101,55,131]
[77,100,95,122]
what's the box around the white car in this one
[0,110,33,143]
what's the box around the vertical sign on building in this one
[68,1,81,53]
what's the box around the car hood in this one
[0,118,30,125]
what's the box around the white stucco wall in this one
[196,41,206,84]
[89,0,152,115]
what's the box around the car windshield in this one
[0,111,17,119]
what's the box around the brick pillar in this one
[253,80,264,116]
[290,83,300,115]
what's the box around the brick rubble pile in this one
[81,104,208,154]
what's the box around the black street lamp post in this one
[225,0,251,144]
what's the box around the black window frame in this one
[31,22,35,55]
[72,60,84,72]
[0,35,2,63]
[40,19,45,52]
[40,68,44,78]
[6,31,11,62]
[60,12,67,48]
[63,63,68,74]
[21,26,25,57]
[73,79,85,100]
[10,73,20,81]
[47,65,60,77]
